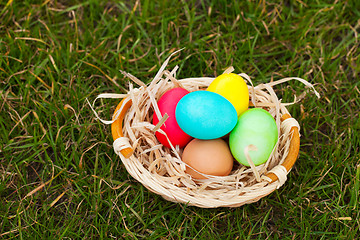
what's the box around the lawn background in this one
[1,0,359,239]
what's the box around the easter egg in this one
[153,88,192,148]
[229,108,278,166]
[175,91,237,139]
[182,138,234,179]
[207,73,249,116]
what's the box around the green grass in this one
[1,0,360,239]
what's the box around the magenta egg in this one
[153,88,192,148]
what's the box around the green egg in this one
[229,108,278,166]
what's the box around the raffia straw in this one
[89,54,319,208]
[244,145,261,182]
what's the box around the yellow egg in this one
[207,73,249,116]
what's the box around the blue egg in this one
[175,91,237,139]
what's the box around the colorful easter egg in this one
[153,88,192,148]
[182,139,234,179]
[175,91,237,139]
[229,108,278,166]
[207,73,249,116]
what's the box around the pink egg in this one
[153,88,192,148]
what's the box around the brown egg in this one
[182,138,234,179]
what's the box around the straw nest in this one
[92,52,319,208]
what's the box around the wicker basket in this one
[103,53,319,208]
